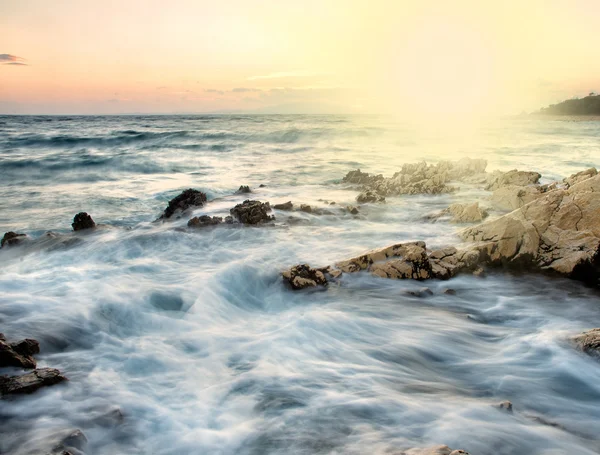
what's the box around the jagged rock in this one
[462,174,600,284]
[342,169,384,185]
[230,200,274,224]
[491,185,545,211]
[282,264,328,290]
[564,168,598,188]
[402,445,469,455]
[1,231,27,248]
[159,189,207,220]
[273,201,293,211]
[495,401,514,413]
[236,185,251,194]
[443,202,488,223]
[356,190,385,203]
[0,368,66,396]
[187,215,223,228]
[485,169,541,191]
[0,336,40,369]
[71,212,95,231]
[573,328,600,356]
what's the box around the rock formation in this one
[187,215,224,228]
[401,445,469,455]
[236,185,251,194]
[1,231,27,248]
[441,202,488,223]
[71,212,95,231]
[159,188,207,220]
[573,328,600,356]
[564,168,598,188]
[356,190,385,203]
[484,169,541,191]
[273,201,294,211]
[229,200,274,224]
[0,335,40,369]
[0,368,66,396]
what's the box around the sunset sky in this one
[1,0,599,115]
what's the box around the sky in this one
[1,0,600,116]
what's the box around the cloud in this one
[232,87,261,93]
[204,88,225,95]
[0,54,28,66]
[246,71,321,81]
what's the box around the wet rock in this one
[273,201,294,211]
[0,336,40,369]
[259,184,266,188]
[187,215,223,228]
[443,202,488,223]
[1,231,27,248]
[51,429,87,454]
[485,169,541,191]
[564,168,597,188]
[92,407,125,427]
[282,264,328,290]
[443,288,457,295]
[159,188,207,220]
[342,169,384,185]
[236,185,252,194]
[0,368,67,396]
[230,200,274,224]
[71,212,95,231]
[573,328,600,356]
[402,445,469,455]
[224,215,234,224]
[300,204,313,213]
[403,287,434,297]
[495,400,514,413]
[356,190,385,203]
[346,205,359,215]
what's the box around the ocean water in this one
[0,114,599,455]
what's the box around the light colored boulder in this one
[491,185,545,211]
[564,168,597,188]
[485,169,541,191]
[573,328,600,356]
[444,202,488,223]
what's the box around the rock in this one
[346,205,359,215]
[573,328,600,356]
[402,445,469,455]
[159,189,207,220]
[224,215,234,224]
[51,429,88,453]
[443,202,488,223]
[300,204,313,213]
[491,185,545,211]
[282,264,328,290]
[564,168,597,188]
[356,190,385,203]
[273,201,294,211]
[403,287,433,297]
[230,200,274,224]
[71,212,95,231]
[92,407,125,427]
[187,215,223,228]
[443,288,457,295]
[495,400,514,413]
[342,169,384,185]
[485,169,541,191]
[0,337,40,369]
[1,231,27,248]
[236,185,251,194]
[259,184,266,188]
[462,173,600,285]
[0,368,67,396]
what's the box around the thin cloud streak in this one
[0,54,28,65]
[247,71,322,81]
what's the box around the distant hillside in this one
[539,93,600,115]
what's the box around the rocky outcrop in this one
[282,264,341,290]
[1,231,27,248]
[573,328,600,357]
[159,188,207,220]
[273,201,294,211]
[0,335,40,369]
[236,185,251,194]
[485,169,541,191]
[356,190,385,203]
[490,185,546,211]
[230,200,274,224]
[71,212,95,231]
[564,168,598,188]
[0,368,66,396]
[442,202,488,223]
[401,445,469,455]
[342,169,384,186]
[187,215,224,228]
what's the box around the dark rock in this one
[0,337,40,369]
[342,169,384,186]
[495,401,513,413]
[224,216,234,224]
[356,190,385,203]
[236,185,252,194]
[346,206,359,215]
[230,200,274,224]
[282,264,328,290]
[259,184,266,188]
[1,231,27,248]
[329,201,336,205]
[300,204,312,213]
[0,368,67,396]
[403,287,434,298]
[51,429,87,453]
[71,212,95,231]
[573,328,600,356]
[273,201,293,211]
[442,288,457,295]
[159,189,207,220]
[187,215,223,228]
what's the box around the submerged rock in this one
[346,205,359,215]
[402,445,469,455]
[273,201,293,211]
[1,231,27,248]
[495,400,514,413]
[356,190,385,203]
[159,188,207,220]
[0,368,66,396]
[187,215,223,228]
[300,204,313,213]
[573,328,600,356]
[230,200,274,224]
[236,185,252,194]
[71,212,95,231]
[50,429,88,454]
[0,336,40,369]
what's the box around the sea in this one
[0,114,599,454]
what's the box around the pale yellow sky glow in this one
[1,0,599,115]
